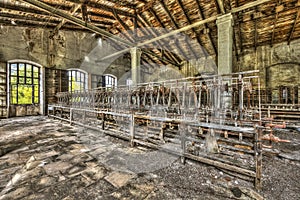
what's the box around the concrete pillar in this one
[130,47,142,85]
[216,13,233,75]
[216,14,234,112]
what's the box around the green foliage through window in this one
[9,63,40,105]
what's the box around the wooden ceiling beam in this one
[216,0,226,14]
[0,17,100,31]
[177,0,207,58]
[150,7,188,60]
[136,21,180,65]
[112,9,131,32]
[52,4,81,36]
[254,13,258,50]
[138,13,182,64]
[21,0,133,46]
[159,0,198,59]
[235,0,243,53]
[64,0,135,17]
[271,12,279,47]
[288,9,300,45]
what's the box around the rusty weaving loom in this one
[48,70,265,189]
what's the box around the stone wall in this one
[236,39,300,89]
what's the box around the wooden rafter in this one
[149,7,187,60]
[52,4,81,36]
[136,21,180,65]
[271,13,279,47]
[160,1,198,59]
[288,9,300,45]
[21,0,133,46]
[195,0,217,56]
[254,8,258,50]
[138,13,182,64]
[216,0,226,14]
[177,0,206,58]
[64,0,135,17]
[235,0,243,53]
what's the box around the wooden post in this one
[130,115,135,147]
[70,108,73,125]
[254,127,262,190]
[180,123,186,164]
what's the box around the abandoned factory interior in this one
[1,0,300,199]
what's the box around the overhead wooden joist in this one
[64,0,135,17]
[235,0,244,53]
[137,13,182,64]
[195,0,217,56]
[288,9,300,45]
[149,7,187,61]
[52,4,82,36]
[21,0,133,46]
[159,1,197,59]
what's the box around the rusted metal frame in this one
[288,9,300,45]
[176,0,206,59]
[136,16,180,65]
[149,8,187,61]
[195,0,217,56]
[160,1,198,59]
[137,14,182,64]
[64,0,135,17]
[52,4,82,36]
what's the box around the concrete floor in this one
[0,116,299,200]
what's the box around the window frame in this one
[9,62,40,105]
[68,69,88,92]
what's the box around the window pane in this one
[26,78,32,84]
[26,64,32,77]
[33,79,39,84]
[10,64,17,76]
[19,77,25,84]
[11,76,17,84]
[34,85,39,96]
[19,64,25,76]
[18,85,32,104]
[34,97,39,104]
[11,85,17,104]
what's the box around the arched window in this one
[91,74,117,89]
[8,62,40,104]
[68,69,88,92]
[103,74,117,88]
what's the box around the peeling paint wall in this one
[236,39,300,89]
[0,26,97,69]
